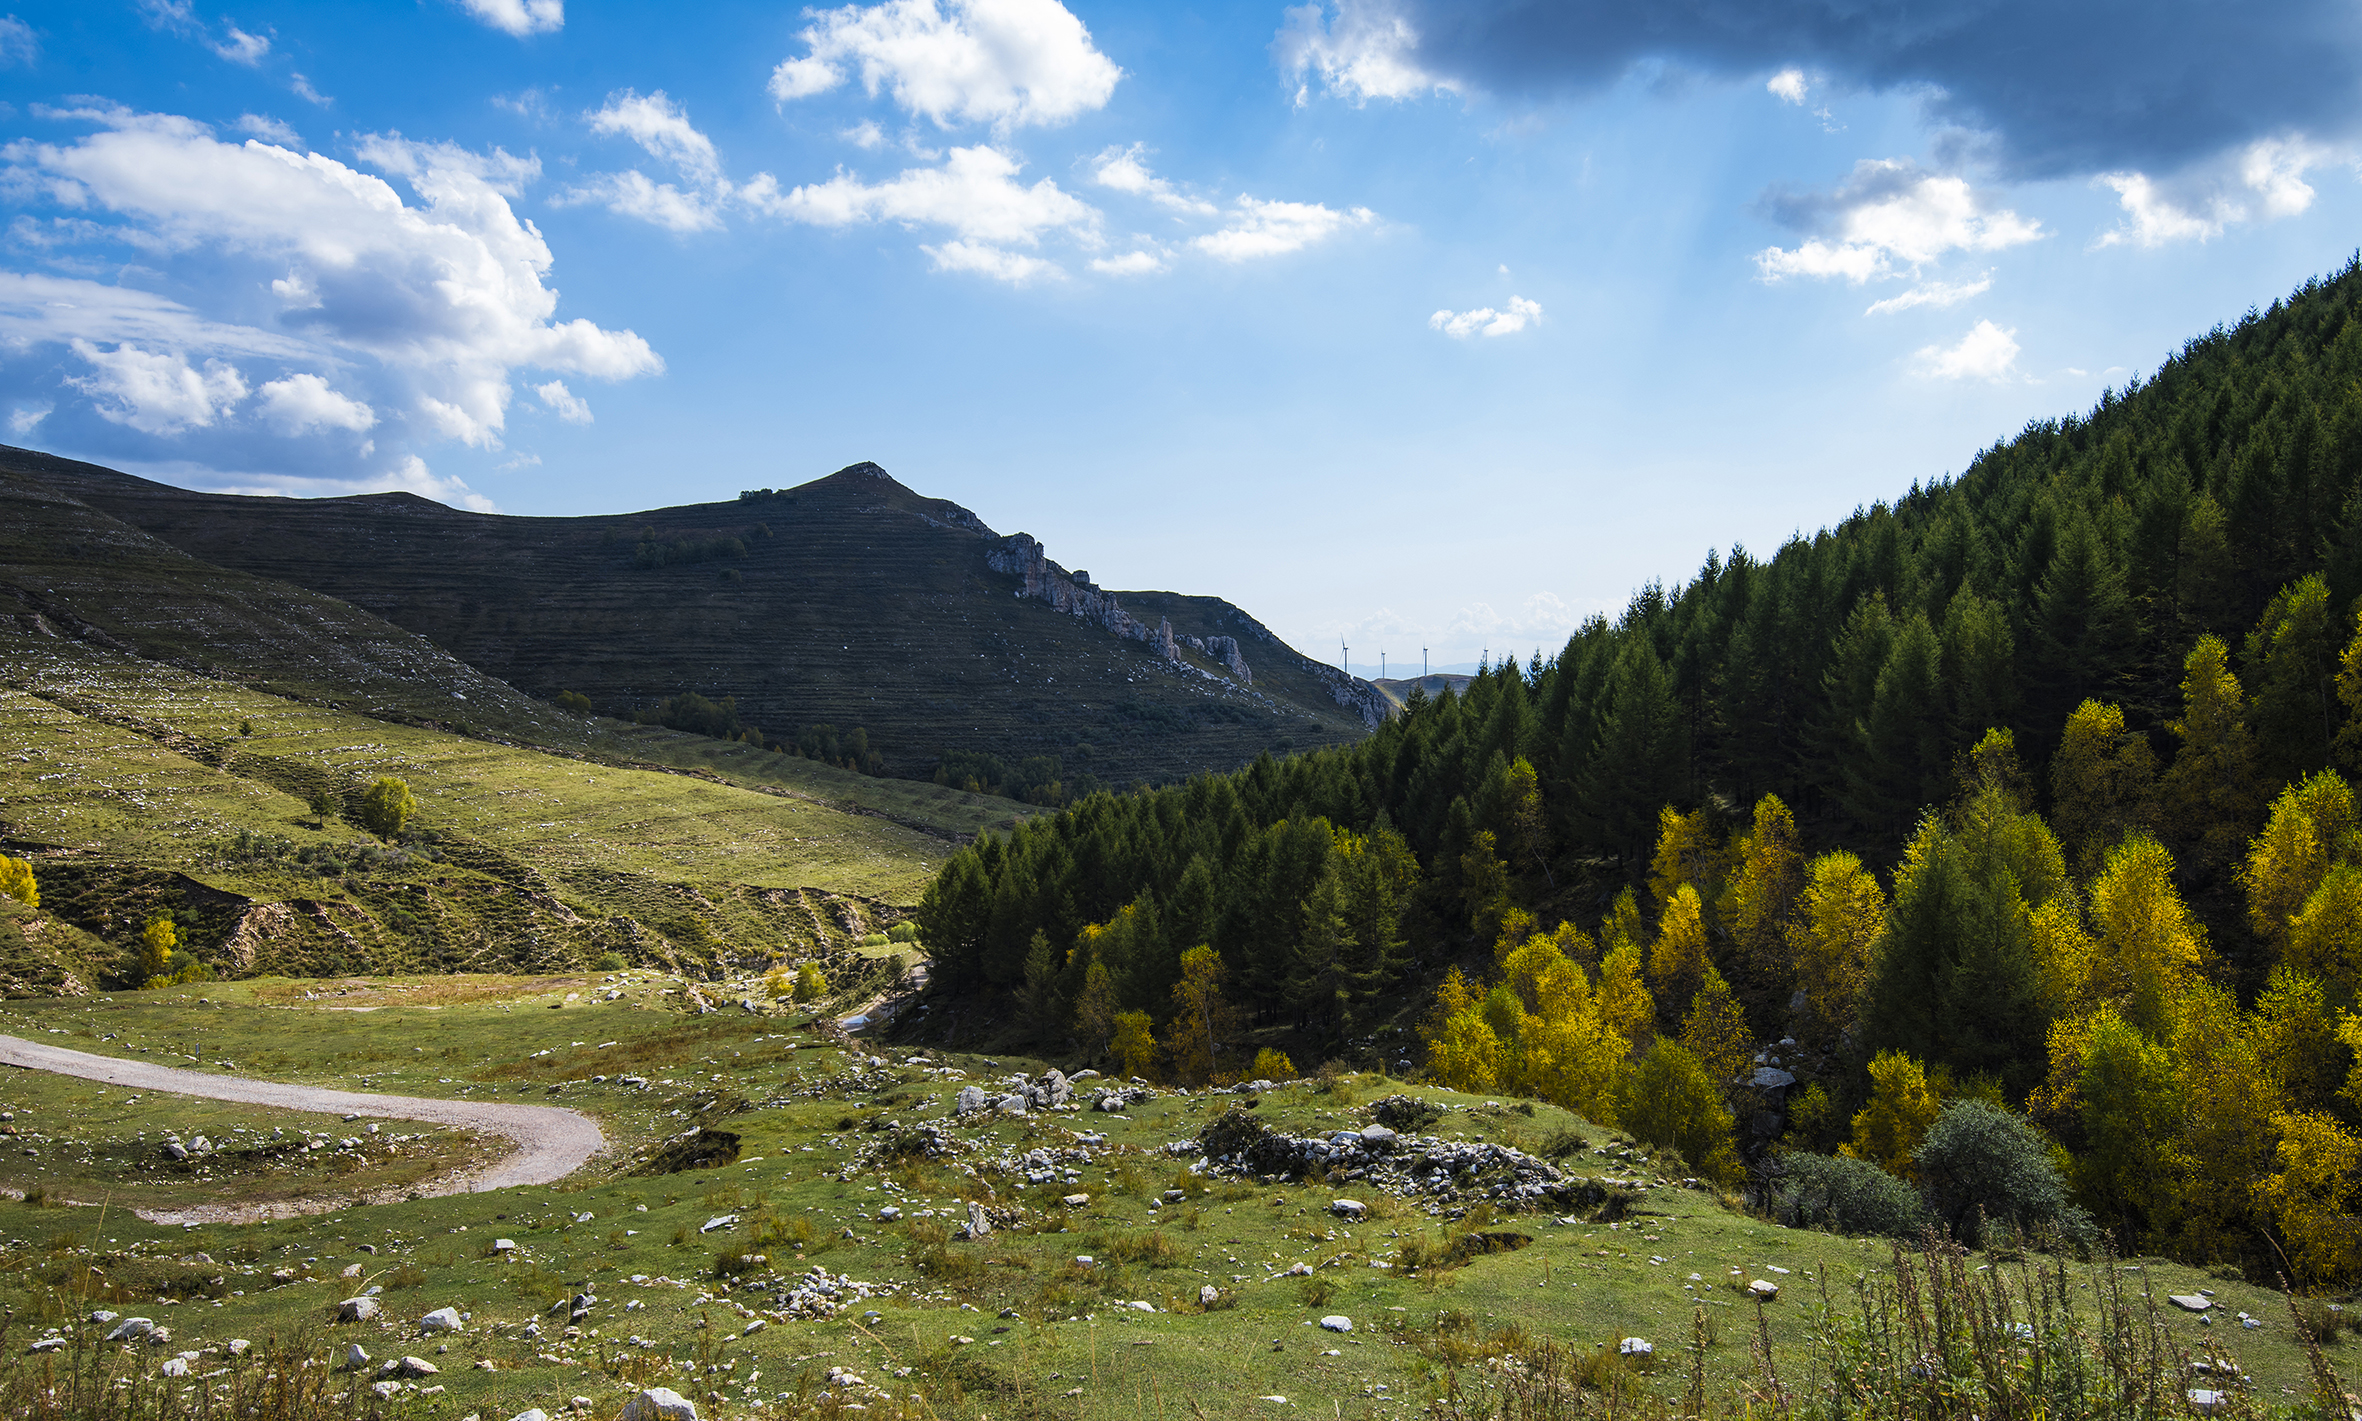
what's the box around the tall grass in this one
[1426,1235,2318,1420]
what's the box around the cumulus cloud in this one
[770,0,1122,130]
[1914,319,2020,381]
[257,372,374,434]
[1270,0,2362,181]
[1766,68,1807,105]
[2094,137,2330,247]
[588,89,722,187]
[66,340,247,434]
[1429,295,1541,337]
[534,379,592,422]
[1193,195,1374,261]
[563,168,727,232]
[1864,274,1991,316]
[756,144,1097,249]
[1089,144,1217,215]
[8,402,52,436]
[458,0,562,37]
[6,106,658,458]
[1275,1,1448,105]
[564,90,738,232]
[1756,159,2040,283]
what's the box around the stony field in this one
[0,974,2339,1421]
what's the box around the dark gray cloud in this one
[1344,0,2362,178]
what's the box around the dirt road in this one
[0,1033,604,1218]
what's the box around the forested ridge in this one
[917,255,2362,1281]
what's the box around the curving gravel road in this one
[0,1033,604,1216]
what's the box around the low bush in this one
[1774,1151,1926,1236]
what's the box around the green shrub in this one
[887,922,920,943]
[1914,1100,2095,1248]
[1612,1040,1741,1183]
[355,775,417,839]
[1774,1151,1925,1236]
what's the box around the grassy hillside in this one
[0,635,951,985]
[3,449,1379,789]
[0,461,1035,843]
[0,981,2330,1420]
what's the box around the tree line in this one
[915,254,2362,1281]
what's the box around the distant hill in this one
[2,450,1385,791]
[1371,674,1475,710]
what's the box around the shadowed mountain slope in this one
[3,449,1381,788]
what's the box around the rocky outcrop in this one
[986,534,1175,663]
[1203,635,1252,685]
[1316,667,1391,727]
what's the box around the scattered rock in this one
[507,1409,551,1421]
[2169,1295,2213,1313]
[1330,1199,1366,1219]
[621,1386,700,1421]
[1619,1338,1653,1357]
[336,1296,380,1323]
[104,1318,155,1343]
[26,1338,62,1355]
[419,1307,464,1334]
[1062,1193,1091,1208]
[955,1086,987,1114]
[963,1200,994,1239]
[2188,1390,2229,1415]
[492,1239,517,1254]
[1748,1280,1780,1302]
[1320,1316,1353,1333]
[396,1357,439,1378]
[699,1214,739,1234]
[1201,1285,1221,1306]
[339,1344,371,1371]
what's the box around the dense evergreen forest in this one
[916,256,2362,1282]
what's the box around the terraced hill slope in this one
[4,447,1383,787]
[0,458,1033,841]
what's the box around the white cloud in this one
[1275,0,1449,104]
[2094,138,2328,248]
[562,169,727,232]
[497,451,541,470]
[534,379,592,422]
[1913,319,2020,380]
[1192,195,1374,261]
[922,239,1061,282]
[458,0,562,38]
[188,453,497,511]
[1089,144,1217,215]
[587,89,722,188]
[289,73,328,106]
[1864,273,1992,315]
[1756,160,2040,283]
[1767,68,1808,104]
[235,113,301,145]
[8,401,51,435]
[0,270,314,357]
[11,107,659,450]
[769,0,1122,130]
[1089,248,1164,275]
[1429,295,1541,337]
[66,339,248,433]
[257,372,375,434]
[756,144,1097,247]
[211,25,269,65]
[568,90,736,232]
[0,16,36,67]
[842,120,889,149]
[1443,592,1582,646]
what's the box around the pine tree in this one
[2247,574,2340,788]
[2158,634,2263,879]
[1577,637,1687,856]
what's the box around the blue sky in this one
[6,1,2362,672]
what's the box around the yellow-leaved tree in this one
[1649,806,1722,910]
[1423,967,1502,1093]
[2050,699,2159,878]
[2259,1110,2362,1284]
[1841,1049,1941,1180]
[2241,770,2358,955]
[1785,849,1883,1039]
[1678,965,1752,1097]
[2086,834,2206,1037]
[1167,945,1230,1085]
[1111,1010,1160,1082]
[1596,938,1656,1054]
[1719,793,1803,1000]
[0,854,36,909]
[1648,883,1711,1021]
